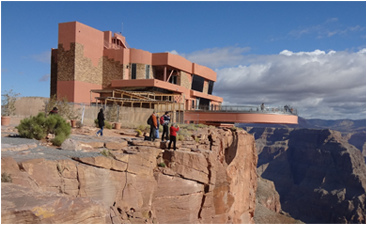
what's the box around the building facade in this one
[51,21,223,110]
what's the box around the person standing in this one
[96,108,105,137]
[261,103,265,111]
[49,107,58,115]
[149,111,158,141]
[168,123,179,151]
[161,111,170,142]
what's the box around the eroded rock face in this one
[1,183,108,224]
[248,127,366,224]
[1,128,258,224]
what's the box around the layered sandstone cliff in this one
[247,127,366,224]
[1,128,258,224]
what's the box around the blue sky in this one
[1,1,366,119]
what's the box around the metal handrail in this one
[189,105,298,115]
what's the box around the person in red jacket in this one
[168,123,179,150]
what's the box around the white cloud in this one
[212,48,366,120]
[172,47,251,68]
[30,51,51,63]
[39,74,50,82]
[288,18,365,39]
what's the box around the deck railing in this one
[190,105,298,115]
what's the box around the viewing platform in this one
[184,105,298,125]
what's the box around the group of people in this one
[94,109,180,150]
[147,111,179,151]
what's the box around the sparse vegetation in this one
[177,134,185,141]
[16,112,71,146]
[195,137,200,143]
[1,89,20,116]
[136,129,142,136]
[158,162,166,167]
[101,149,113,158]
[105,102,119,122]
[137,124,150,132]
[1,172,12,183]
[95,119,112,129]
[195,124,208,128]
[44,95,81,121]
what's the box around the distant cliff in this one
[1,128,258,224]
[246,127,366,224]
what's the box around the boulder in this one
[61,138,82,151]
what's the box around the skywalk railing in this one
[190,105,298,115]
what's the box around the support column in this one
[164,66,167,81]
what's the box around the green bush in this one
[95,119,112,129]
[1,172,12,183]
[16,112,71,146]
[177,135,185,141]
[158,162,166,167]
[105,121,112,129]
[195,123,208,128]
[136,129,142,136]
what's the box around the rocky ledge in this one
[1,127,258,224]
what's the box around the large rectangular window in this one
[191,75,204,92]
[131,64,136,79]
[208,81,214,95]
[145,65,150,79]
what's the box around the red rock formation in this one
[248,127,366,224]
[1,128,258,224]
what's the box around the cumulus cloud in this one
[39,74,50,82]
[212,49,366,120]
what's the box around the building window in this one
[131,64,136,79]
[169,75,177,84]
[145,65,150,79]
[192,100,195,109]
[208,81,214,95]
[191,75,204,92]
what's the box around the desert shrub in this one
[195,137,200,143]
[177,135,185,141]
[158,162,166,167]
[159,126,163,132]
[1,172,12,183]
[95,119,112,129]
[136,129,142,136]
[186,124,197,131]
[195,124,207,128]
[105,102,119,122]
[2,89,20,116]
[137,124,150,132]
[105,121,112,129]
[101,149,113,158]
[76,121,83,128]
[178,128,192,137]
[16,112,71,146]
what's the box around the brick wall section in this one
[203,80,208,94]
[102,57,124,88]
[133,63,153,80]
[74,43,103,85]
[180,71,192,90]
[57,44,75,81]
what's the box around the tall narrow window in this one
[208,81,214,95]
[131,64,136,79]
[192,100,195,109]
[145,65,150,79]
[169,75,177,84]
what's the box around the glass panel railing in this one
[191,105,298,115]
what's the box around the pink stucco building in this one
[51,21,222,111]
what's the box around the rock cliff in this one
[247,127,366,224]
[1,128,258,224]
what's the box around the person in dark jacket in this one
[168,123,179,151]
[96,108,105,137]
[49,107,58,115]
[149,111,158,141]
[161,111,170,142]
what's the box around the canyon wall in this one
[247,127,366,224]
[1,128,258,224]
